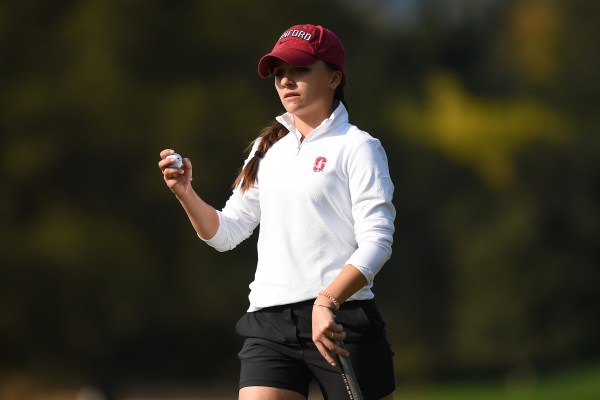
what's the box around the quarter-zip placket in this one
[296,135,302,155]
[295,124,327,155]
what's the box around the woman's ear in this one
[330,71,343,89]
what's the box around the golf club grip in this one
[335,341,364,400]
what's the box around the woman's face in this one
[273,59,341,121]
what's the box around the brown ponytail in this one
[232,121,288,192]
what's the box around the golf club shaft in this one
[335,341,364,400]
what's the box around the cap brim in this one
[258,49,319,78]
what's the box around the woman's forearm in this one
[316,264,368,307]
[175,189,220,240]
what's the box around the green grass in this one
[3,364,599,399]
[393,364,600,400]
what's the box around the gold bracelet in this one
[313,303,335,311]
[318,290,340,310]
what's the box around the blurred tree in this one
[378,0,600,380]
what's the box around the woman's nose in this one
[280,74,293,87]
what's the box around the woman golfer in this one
[159,24,396,400]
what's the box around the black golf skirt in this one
[235,299,395,399]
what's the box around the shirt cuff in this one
[350,263,373,283]
[197,211,229,251]
[346,242,391,284]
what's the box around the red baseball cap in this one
[258,24,345,78]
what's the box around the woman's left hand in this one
[312,304,349,366]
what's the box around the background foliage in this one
[1,0,598,397]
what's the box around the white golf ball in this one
[166,153,183,169]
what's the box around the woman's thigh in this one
[239,386,306,400]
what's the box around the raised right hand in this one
[158,149,194,197]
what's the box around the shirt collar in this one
[276,102,349,141]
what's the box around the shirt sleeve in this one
[345,138,396,283]
[200,145,261,252]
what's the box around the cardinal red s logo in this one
[313,156,327,172]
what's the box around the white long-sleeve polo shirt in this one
[202,103,395,311]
